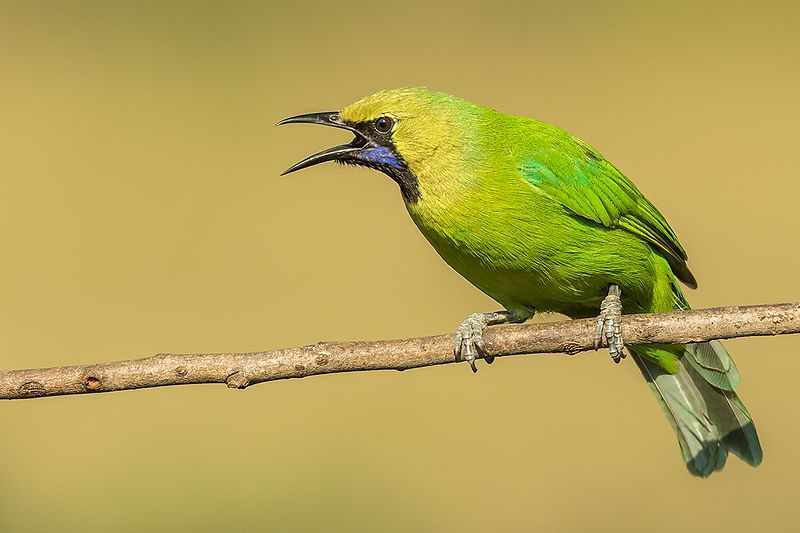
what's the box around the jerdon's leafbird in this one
[279,88,762,477]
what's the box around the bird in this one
[278,87,762,477]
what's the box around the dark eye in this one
[374,116,394,134]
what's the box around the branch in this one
[2,303,799,400]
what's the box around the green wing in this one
[517,130,696,288]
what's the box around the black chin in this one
[278,111,420,203]
[342,159,421,204]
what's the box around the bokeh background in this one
[2,1,799,531]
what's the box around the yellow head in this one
[279,87,483,203]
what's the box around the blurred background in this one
[1,1,799,531]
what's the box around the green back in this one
[507,117,697,288]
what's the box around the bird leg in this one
[454,311,517,372]
[594,284,625,363]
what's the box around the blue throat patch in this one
[360,145,404,169]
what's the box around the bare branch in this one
[2,303,799,400]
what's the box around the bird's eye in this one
[374,116,394,134]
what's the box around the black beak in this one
[277,112,366,175]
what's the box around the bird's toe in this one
[595,284,624,364]
[454,313,490,372]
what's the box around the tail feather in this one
[632,347,724,476]
[685,340,740,391]
[630,342,762,477]
[718,389,762,466]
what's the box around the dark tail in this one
[630,340,762,477]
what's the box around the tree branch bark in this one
[2,302,799,400]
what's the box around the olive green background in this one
[1,1,799,531]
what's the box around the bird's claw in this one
[454,313,491,373]
[593,285,625,363]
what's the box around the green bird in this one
[279,87,762,477]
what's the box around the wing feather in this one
[518,133,696,287]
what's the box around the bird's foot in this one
[454,312,510,372]
[593,284,625,363]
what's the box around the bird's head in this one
[279,88,482,203]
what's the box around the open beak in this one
[277,112,367,175]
